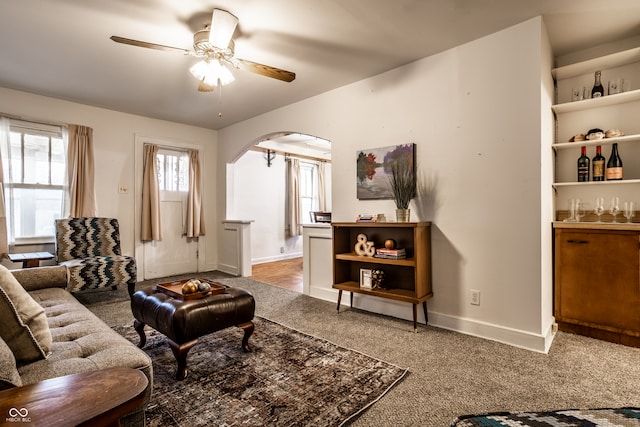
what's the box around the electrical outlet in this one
[470,290,481,306]
[280,247,285,253]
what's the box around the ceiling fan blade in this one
[110,36,191,55]
[209,9,238,50]
[235,58,296,82]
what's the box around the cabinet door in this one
[555,230,640,332]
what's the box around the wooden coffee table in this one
[0,367,148,426]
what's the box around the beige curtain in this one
[185,149,205,238]
[141,144,162,241]
[318,162,327,212]
[287,158,302,237]
[67,124,97,217]
[0,117,9,255]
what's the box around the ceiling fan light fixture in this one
[190,59,235,86]
[209,9,238,50]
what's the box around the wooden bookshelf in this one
[332,221,432,331]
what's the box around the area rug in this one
[114,316,407,426]
[451,407,640,426]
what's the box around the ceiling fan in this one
[111,8,296,92]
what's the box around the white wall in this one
[232,150,334,264]
[539,20,556,351]
[218,17,555,351]
[232,150,301,262]
[0,87,219,276]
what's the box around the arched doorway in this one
[229,131,331,292]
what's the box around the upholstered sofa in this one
[0,265,152,426]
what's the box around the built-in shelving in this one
[552,46,640,80]
[552,88,640,114]
[552,133,640,151]
[553,179,640,189]
[552,46,640,348]
[552,45,640,199]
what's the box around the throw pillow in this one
[0,265,52,363]
[0,336,22,390]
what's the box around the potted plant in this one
[388,160,416,222]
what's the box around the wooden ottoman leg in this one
[238,321,254,352]
[133,320,147,348]
[168,339,198,381]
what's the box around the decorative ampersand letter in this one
[354,234,376,257]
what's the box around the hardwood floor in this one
[249,257,303,293]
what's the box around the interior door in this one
[143,148,199,279]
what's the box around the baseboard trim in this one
[308,289,554,353]
[428,311,554,354]
[309,286,349,306]
[252,253,303,265]
[217,263,240,276]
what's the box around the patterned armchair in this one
[54,217,137,296]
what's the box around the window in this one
[299,161,318,223]
[2,119,65,242]
[156,149,189,192]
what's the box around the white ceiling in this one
[255,132,332,161]
[1,0,640,131]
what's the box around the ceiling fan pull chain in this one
[218,79,223,118]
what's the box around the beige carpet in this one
[81,272,640,426]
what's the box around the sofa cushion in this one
[20,287,152,389]
[0,265,52,363]
[0,336,22,390]
[60,255,137,293]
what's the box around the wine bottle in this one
[606,142,623,180]
[591,71,605,98]
[592,145,605,181]
[577,146,590,182]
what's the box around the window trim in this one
[2,118,66,243]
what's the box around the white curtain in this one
[318,161,327,212]
[66,124,97,217]
[0,118,9,255]
[141,144,162,241]
[287,158,302,237]
[185,149,205,238]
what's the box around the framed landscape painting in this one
[356,143,415,200]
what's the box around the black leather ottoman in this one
[131,284,255,380]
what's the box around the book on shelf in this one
[374,254,406,260]
[355,213,386,222]
[356,214,377,222]
[374,248,406,259]
[376,248,406,255]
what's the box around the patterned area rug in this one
[114,316,407,426]
[451,407,640,426]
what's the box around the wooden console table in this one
[0,367,148,426]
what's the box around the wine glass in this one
[623,201,635,223]
[609,197,621,223]
[563,199,577,222]
[575,199,587,222]
[594,197,605,223]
